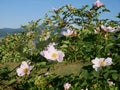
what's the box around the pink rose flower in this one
[64,83,71,90]
[93,0,103,8]
[16,61,34,77]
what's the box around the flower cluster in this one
[92,57,112,71]
[40,42,65,62]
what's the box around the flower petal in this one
[29,66,34,71]
[16,68,25,77]
[20,61,29,69]
[105,57,112,66]
[93,65,99,71]
[57,51,65,62]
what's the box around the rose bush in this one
[0,0,120,89]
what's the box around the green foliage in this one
[0,3,120,90]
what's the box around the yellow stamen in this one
[51,53,58,58]
[100,61,105,66]
[23,68,29,74]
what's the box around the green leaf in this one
[62,40,70,44]
[102,9,110,12]
[112,74,118,80]
[92,71,99,77]
[83,70,90,79]
[8,79,16,85]
[81,80,88,87]
[60,44,68,48]
[109,70,117,73]
[36,62,47,66]
[103,73,109,79]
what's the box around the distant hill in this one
[0,28,24,37]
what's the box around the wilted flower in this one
[53,8,60,13]
[94,27,100,34]
[93,0,103,8]
[91,57,112,71]
[64,83,71,90]
[34,76,47,87]
[40,42,65,62]
[28,40,36,49]
[53,8,58,11]
[81,88,88,90]
[107,80,115,86]
[48,42,57,47]
[44,72,49,76]
[41,31,50,41]
[117,25,120,31]
[101,25,115,32]
[44,32,50,40]
[26,31,34,37]
[106,26,115,32]
[16,61,34,77]
[66,4,74,10]
[61,29,74,37]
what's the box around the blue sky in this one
[0,0,120,28]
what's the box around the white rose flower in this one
[92,57,112,71]
[16,61,34,77]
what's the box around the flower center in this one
[23,68,29,74]
[100,61,105,66]
[51,53,58,59]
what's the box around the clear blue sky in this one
[0,0,120,28]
